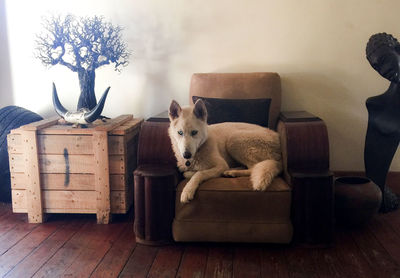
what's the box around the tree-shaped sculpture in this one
[35,15,129,110]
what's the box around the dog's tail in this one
[250,159,282,191]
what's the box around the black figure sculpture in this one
[365,32,400,212]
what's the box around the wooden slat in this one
[11,173,125,191]
[8,134,125,155]
[110,118,143,135]
[12,190,96,212]
[21,130,43,223]
[119,244,159,277]
[176,245,208,278]
[6,133,20,153]
[93,131,111,224]
[9,154,125,174]
[108,135,125,155]
[9,153,94,174]
[94,114,133,132]
[19,116,60,131]
[11,190,126,214]
[38,135,93,154]
[4,218,86,278]
[90,225,137,277]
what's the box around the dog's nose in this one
[183,151,192,159]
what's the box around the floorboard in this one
[233,245,261,278]
[90,224,137,278]
[176,245,208,278]
[4,217,86,278]
[260,246,289,278]
[0,221,59,277]
[0,176,399,277]
[119,244,159,277]
[147,245,184,278]
[204,245,233,278]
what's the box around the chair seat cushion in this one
[173,176,293,243]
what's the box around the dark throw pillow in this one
[192,96,271,127]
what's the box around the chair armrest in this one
[277,111,334,245]
[137,121,176,165]
[134,121,182,244]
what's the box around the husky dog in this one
[168,99,282,203]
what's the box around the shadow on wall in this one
[0,0,13,107]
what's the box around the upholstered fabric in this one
[192,96,271,127]
[173,177,293,243]
[189,73,281,128]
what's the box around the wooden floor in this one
[1,188,400,278]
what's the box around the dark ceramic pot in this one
[335,176,382,227]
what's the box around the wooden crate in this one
[7,114,143,224]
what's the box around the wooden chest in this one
[7,115,142,224]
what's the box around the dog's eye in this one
[191,130,198,136]
[178,130,183,136]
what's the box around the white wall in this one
[0,0,13,106]
[2,0,400,171]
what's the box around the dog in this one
[168,99,282,203]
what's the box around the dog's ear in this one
[193,99,207,122]
[169,100,182,120]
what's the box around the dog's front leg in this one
[183,171,196,178]
[181,166,227,203]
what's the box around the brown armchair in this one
[134,73,333,245]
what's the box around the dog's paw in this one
[223,170,237,177]
[180,188,196,203]
[183,171,195,179]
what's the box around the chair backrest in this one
[189,72,281,129]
